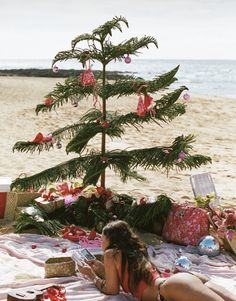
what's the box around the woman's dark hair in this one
[102,220,156,291]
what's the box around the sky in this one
[0,0,236,60]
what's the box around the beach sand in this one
[0,76,236,208]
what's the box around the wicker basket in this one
[45,257,75,278]
[14,192,41,207]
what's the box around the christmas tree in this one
[11,16,211,196]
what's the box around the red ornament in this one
[32,132,44,143]
[124,55,131,64]
[101,121,110,128]
[136,96,145,116]
[144,94,153,109]
[139,197,147,205]
[80,67,96,86]
[44,97,53,106]
[31,244,37,249]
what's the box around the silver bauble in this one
[197,235,220,257]
[174,256,192,271]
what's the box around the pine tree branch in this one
[35,77,94,115]
[11,156,91,191]
[66,121,125,154]
[13,122,86,154]
[93,16,129,40]
[104,36,158,63]
[71,34,101,50]
[52,49,84,67]
[128,135,212,171]
[102,66,179,99]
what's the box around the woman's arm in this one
[87,259,105,279]
[94,249,120,295]
[78,249,120,295]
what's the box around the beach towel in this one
[0,233,235,300]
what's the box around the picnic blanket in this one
[0,233,235,300]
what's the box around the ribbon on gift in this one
[46,285,66,301]
[42,191,58,202]
[56,182,82,196]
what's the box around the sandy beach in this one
[0,76,236,208]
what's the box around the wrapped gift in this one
[45,257,75,278]
[34,193,64,213]
[162,204,209,246]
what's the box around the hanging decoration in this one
[124,54,131,64]
[52,66,59,73]
[176,150,187,163]
[31,133,53,144]
[101,121,110,128]
[80,60,96,86]
[44,97,54,107]
[136,95,146,116]
[136,94,156,117]
[56,141,62,149]
[183,93,190,102]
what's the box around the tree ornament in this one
[174,256,192,271]
[44,97,54,107]
[136,95,145,116]
[80,61,96,86]
[32,132,44,143]
[56,141,62,149]
[183,93,190,101]
[43,133,53,143]
[197,235,220,257]
[72,100,78,107]
[52,65,59,73]
[124,55,131,64]
[101,121,110,128]
[100,156,108,163]
[178,150,186,160]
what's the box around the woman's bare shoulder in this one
[104,248,121,261]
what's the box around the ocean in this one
[1,59,236,99]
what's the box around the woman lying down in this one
[78,220,236,301]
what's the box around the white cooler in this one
[0,176,12,192]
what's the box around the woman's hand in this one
[87,259,105,279]
[77,263,96,281]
